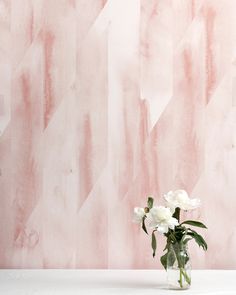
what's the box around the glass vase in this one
[166,242,191,290]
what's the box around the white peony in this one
[148,206,179,234]
[133,207,145,224]
[164,190,200,211]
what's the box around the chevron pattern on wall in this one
[0,0,236,269]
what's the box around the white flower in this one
[133,207,145,224]
[164,190,200,211]
[148,206,179,234]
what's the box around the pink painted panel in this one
[0,0,236,269]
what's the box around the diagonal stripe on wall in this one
[0,0,236,269]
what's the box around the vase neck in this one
[169,242,188,252]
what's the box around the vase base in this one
[168,285,190,290]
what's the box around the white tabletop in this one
[0,270,235,294]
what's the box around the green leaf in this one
[151,231,157,258]
[168,250,176,267]
[160,252,168,270]
[185,254,190,266]
[147,197,154,209]
[163,241,169,252]
[187,229,208,251]
[169,232,177,243]
[172,207,180,222]
[142,217,148,235]
[183,238,192,245]
[181,220,207,229]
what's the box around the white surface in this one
[0,270,235,294]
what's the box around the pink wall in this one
[0,0,236,269]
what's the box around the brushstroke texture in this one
[0,0,236,269]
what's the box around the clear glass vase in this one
[166,242,191,290]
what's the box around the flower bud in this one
[144,207,149,213]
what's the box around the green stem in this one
[180,268,191,285]
[179,268,183,288]
[174,246,191,288]
[170,241,191,288]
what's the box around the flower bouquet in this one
[133,190,207,289]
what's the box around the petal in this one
[175,190,189,205]
[132,214,142,223]
[146,214,157,228]
[157,223,169,234]
[167,217,179,229]
[132,207,145,223]
[164,191,175,202]
[175,190,188,197]
[182,198,201,210]
[134,207,145,215]
[149,207,158,215]
[166,202,176,214]
[148,221,158,229]
[190,198,201,208]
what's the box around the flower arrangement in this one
[133,190,207,289]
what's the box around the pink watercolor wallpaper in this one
[0,0,236,269]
